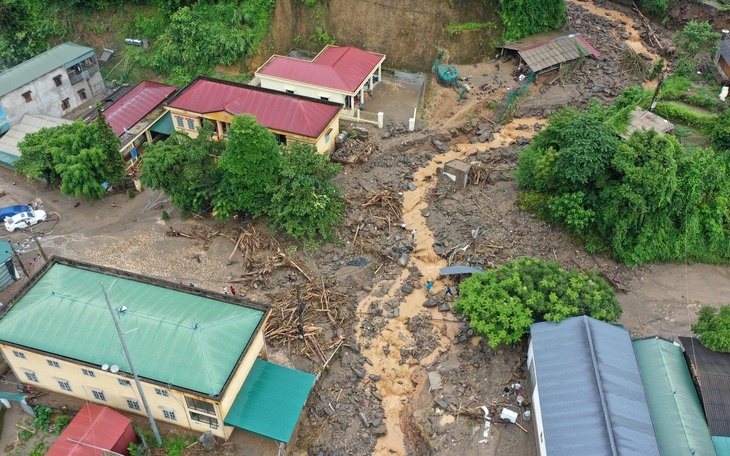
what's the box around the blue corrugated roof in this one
[0,42,95,98]
[530,316,660,456]
[714,436,730,456]
[633,337,716,456]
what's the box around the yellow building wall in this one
[0,344,228,438]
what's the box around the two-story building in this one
[165,76,342,153]
[0,42,103,127]
[0,257,316,446]
[255,45,385,116]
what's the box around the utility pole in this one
[296,285,305,340]
[25,223,47,261]
[6,248,29,279]
[100,282,162,446]
[649,72,665,112]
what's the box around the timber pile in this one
[351,189,402,219]
[331,140,378,164]
[618,47,648,80]
[265,278,347,364]
[468,162,513,187]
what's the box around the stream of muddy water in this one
[354,119,538,454]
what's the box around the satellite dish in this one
[110,365,119,373]
[101,364,109,371]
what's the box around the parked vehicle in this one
[4,210,47,232]
[0,205,32,221]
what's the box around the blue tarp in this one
[439,265,484,276]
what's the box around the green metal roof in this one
[634,337,717,456]
[224,359,315,443]
[0,259,268,396]
[714,436,730,456]
[0,42,95,98]
[149,111,174,135]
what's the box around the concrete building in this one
[0,114,73,169]
[165,76,342,153]
[528,316,660,456]
[0,43,104,127]
[255,45,385,116]
[0,258,315,445]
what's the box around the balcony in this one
[67,64,99,86]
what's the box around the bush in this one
[497,0,566,41]
[692,306,730,351]
[454,258,621,347]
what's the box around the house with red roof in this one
[165,76,343,153]
[46,403,137,456]
[83,81,178,161]
[255,45,385,116]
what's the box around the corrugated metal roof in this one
[621,107,675,139]
[500,30,576,51]
[257,45,385,93]
[518,35,600,73]
[530,316,660,456]
[719,41,730,64]
[0,114,73,158]
[713,436,730,456]
[46,404,136,456]
[167,77,341,139]
[633,337,717,456]
[0,42,95,98]
[0,240,12,264]
[224,359,315,443]
[149,111,174,135]
[0,258,269,396]
[680,337,730,437]
[101,81,177,137]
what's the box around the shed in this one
[679,336,730,455]
[620,107,675,139]
[0,240,19,292]
[633,337,716,456]
[443,159,472,189]
[46,403,137,456]
[528,316,659,456]
[499,31,600,74]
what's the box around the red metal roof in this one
[167,77,341,138]
[46,403,137,456]
[257,45,385,93]
[104,81,177,137]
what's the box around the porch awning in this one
[224,359,315,443]
[149,112,174,135]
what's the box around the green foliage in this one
[692,306,730,351]
[453,258,621,348]
[712,109,730,150]
[269,142,345,242]
[640,0,669,18]
[28,442,47,456]
[498,0,566,41]
[164,434,197,456]
[517,98,730,266]
[444,22,493,36]
[214,114,281,218]
[129,441,147,456]
[53,415,70,435]
[162,210,170,220]
[311,27,336,47]
[674,20,721,73]
[649,58,665,79]
[140,123,224,215]
[32,405,53,430]
[0,0,67,69]
[15,114,123,200]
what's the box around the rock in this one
[407,182,417,191]
[404,174,414,180]
[349,343,361,354]
[362,284,372,292]
[468,136,480,144]
[400,348,410,357]
[397,252,409,267]
[438,303,451,312]
[591,85,605,93]
[632,23,642,30]
[433,245,444,256]
[370,374,382,381]
[435,399,450,409]
[393,307,400,317]
[516,136,531,146]
[466,146,478,157]
[353,367,367,378]
[423,298,437,308]
[478,132,490,143]
[372,425,388,436]
[371,416,382,427]
[401,284,414,294]
[620,32,630,39]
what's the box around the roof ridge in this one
[583,316,619,456]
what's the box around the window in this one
[162,409,176,421]
[22,91,32,103]
[154,387,169,397]
[320,96,329,101]
[77,89,87,101]
[190,412,219,429]
[13,350,26,359]
[81,368,95,377]
[24,371,38,383]
[118,378,132,387]
[47,359,60,368]
[53,75,63,87]
[57,380,72,392]
[285,89,295,94]
[176,116,184,128]
[325,127,333,143]
[61,98,71,110]
[186,119,196,131]
[127,399,141,411]
[91,390,106,401]
[186,397,216,415]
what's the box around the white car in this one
[4,210,47,232]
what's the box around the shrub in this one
[692,306,730,352]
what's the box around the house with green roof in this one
[0,42,103,128]
[0,257,316,445]
[633,337,717,456]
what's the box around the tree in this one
[93,105,125,185]
[498,0,566,42]
[711,109,730,151]
[214,114,280,219]
[15,123,79,184]
[692,306,730,352]
[454,258,621,348]
[269,142,345,241]
[140,123,223,214]
[674,20,720,73]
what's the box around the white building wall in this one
[528,340,547,456]
[257,77,348,104]
[0,68,103,126]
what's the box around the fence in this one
[341,110,382,127]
